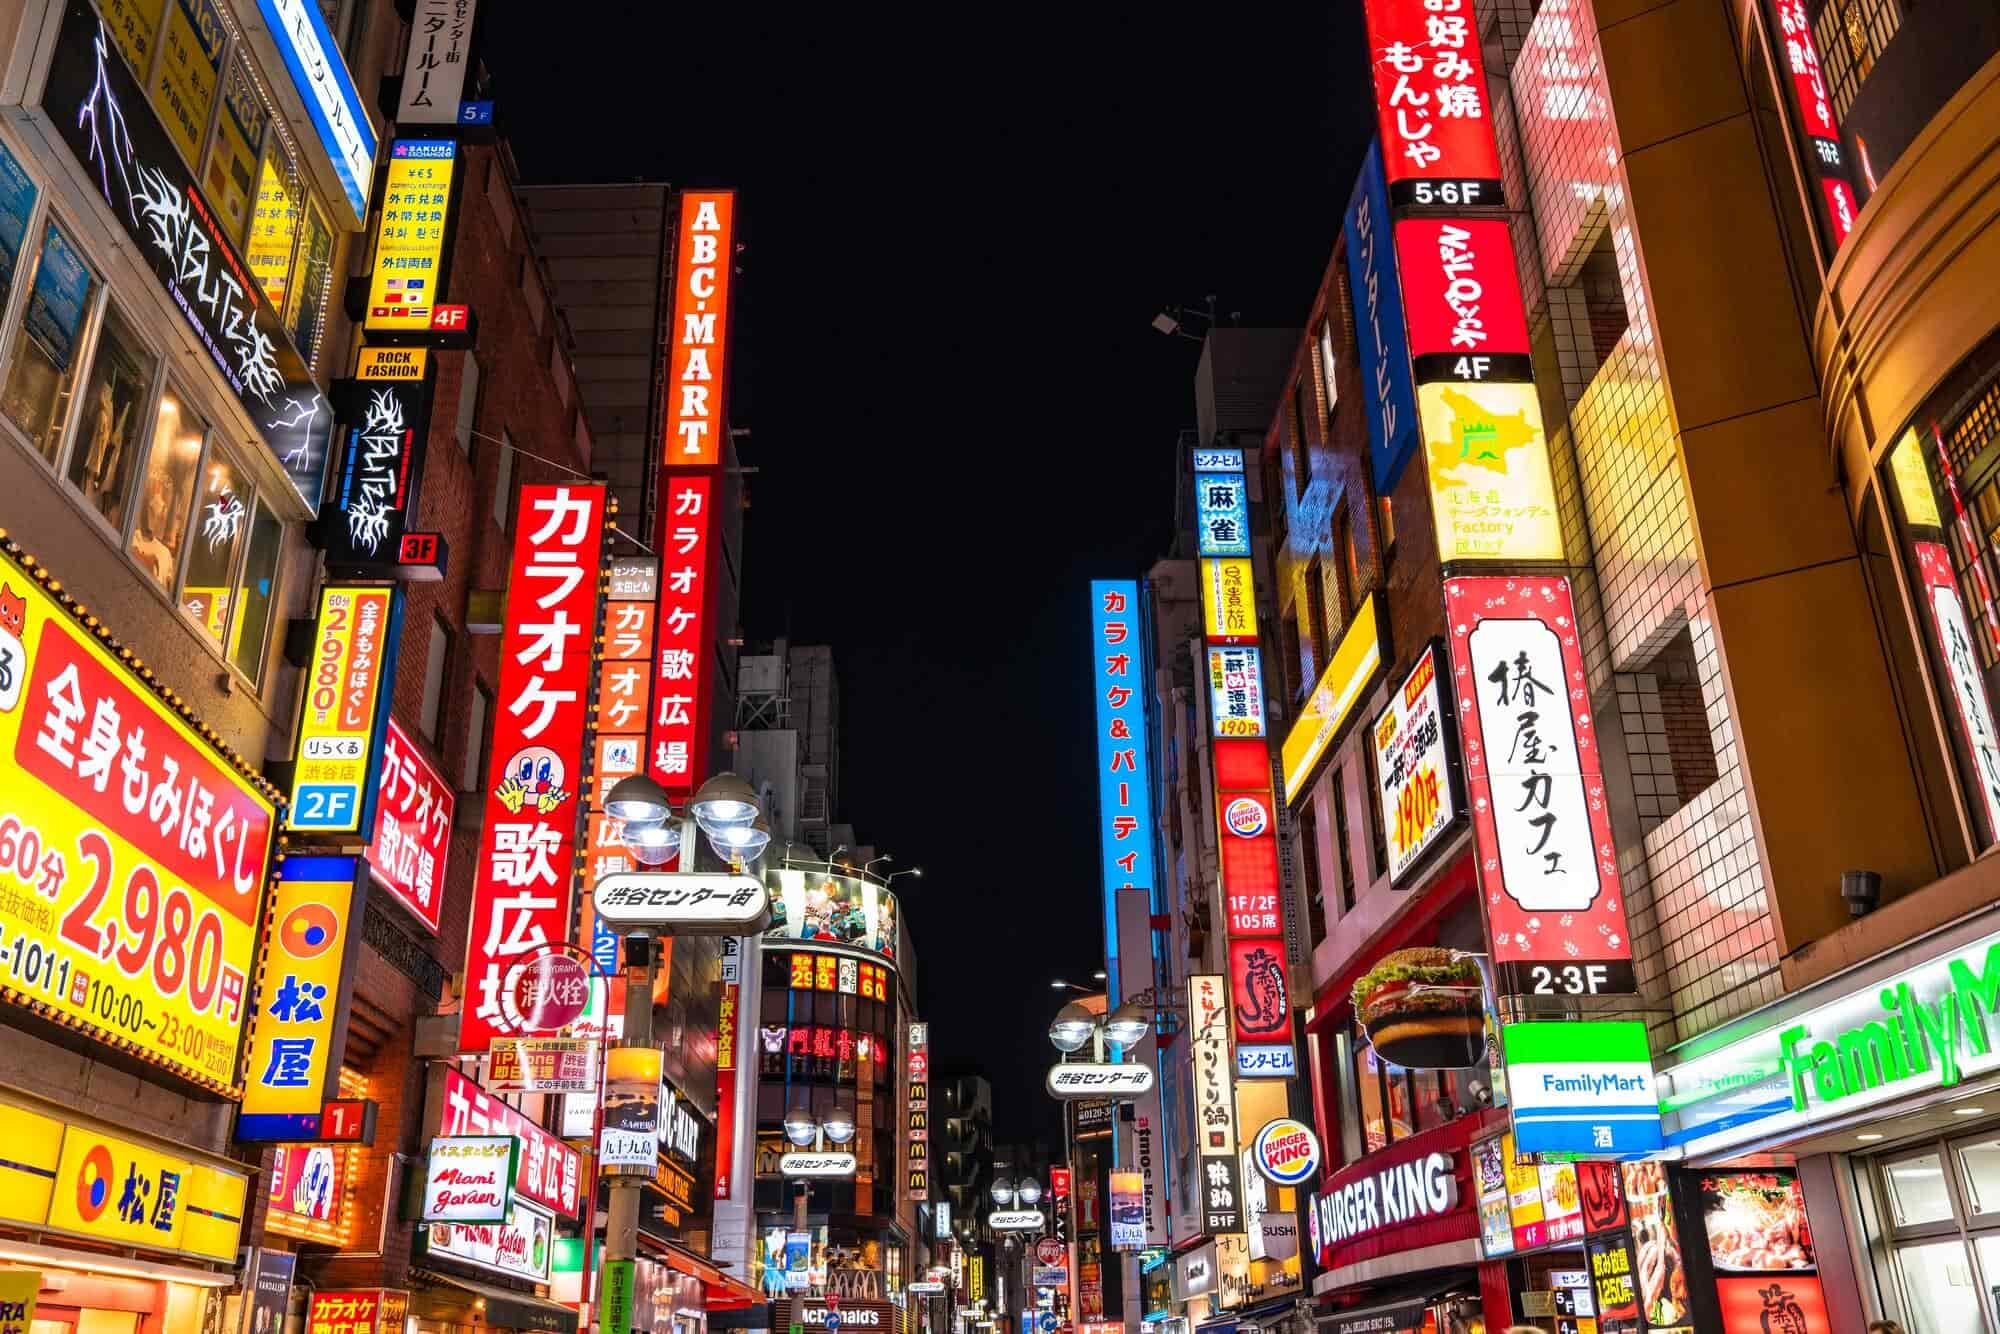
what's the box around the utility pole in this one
[601,929,660,1334]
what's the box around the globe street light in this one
[1102,1002,1151,1048]
[622,818,681,866]
[990,1177,1015,1208]
[708,813,772,862]
[784,1106,819,1147]
[689,771,760,836]
[1015,1177,1042,1206]
[1047,1003,1096,1054]
[604,773,673,823]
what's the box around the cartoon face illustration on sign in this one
[496,745,570,813]
[0,583,24,710]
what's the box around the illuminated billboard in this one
[1360,0,1504,208]
[1420,381,1563,564]
[287,585,399,834]
[764,869,901,966]
[1090,581,1157,969]
[1344,142,1419,493]
[1394,217,1532,385]
[1201,558,1259,643]
[364,140,458,332]
[238,856,367,1141]
[661,191,736,469]
[1281,591,1389,802]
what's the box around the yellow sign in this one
[1201,558,1259,642]
[0,1269,39,1334]
[249,146,303,310]
[1281,593,1385,803]
[1420,380,1564,564]
[148,0,224,170]
[1,1113,250,1262]
[240,860,361,1132]
[1890,426,1943,529]
[355,347,431,381]
[0,539,275,1090]
[287,586,396,834]
[364,140,458,332]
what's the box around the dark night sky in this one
[482,6,1372,1145]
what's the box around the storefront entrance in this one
[1866,1130,2000,1332]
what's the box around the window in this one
[1317,318,1340,418]
[1349,1019,1390,1153]
[181,449,251,646]
[1281,607,1304,704]
[284,195,335,365]
[492,430,514,529]
[1379,494,1396,554]
[128,389,207,593]
[1813,0,1902,122]
[67,304,158,532]
[1330,767,1357,912]
[1335,507,1358,622]
[3,220,99,460]
[1299,801,1327,945]
[420,615,451,742]
[229,497,283,683]
[0,140,39,330]
[1263,444,1288,547]
[1289,387,1311,498]
[1304,557,1331,670]
[455,352,483,453]
[1363,744,1390,881]
[463,679,493,790]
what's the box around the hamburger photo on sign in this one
[1352,947,1487,1069]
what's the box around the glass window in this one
[1331,768,1357,912]
[1350,1023,1389,1154]
[1896,1238,1983,1333]
[228,496,281,682]
[493,431,514,529]
[1290,388,1311,498]
[284,193,335,367]
[248,138,302,310]
[1957,1137,2000,1220]
[0,139,39,328]
[1379,494,1396,552]
[128,389,206,593]
[1885,1151,1956,1228]
[1364,745,1390,881]
[462,679,492,790]
[67,304,157,532]
[456,351,482,453]
[1318,319,1339,417]
[3,221,99,460]
[420,615,450,742]
[181,449,249,645]
[1299,802,1326,946]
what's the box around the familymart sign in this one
[1659,925,2000,1153]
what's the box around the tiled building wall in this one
[1505,0,1782,1039]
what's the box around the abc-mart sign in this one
[1659,917,2000,1157]
[1047,1063,1155,1100]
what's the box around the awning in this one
[413,1269,580,1334]
[1313,1274,1477,1334]
[636,1233,764,1308]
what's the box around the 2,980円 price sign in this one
[0,540,276,1090]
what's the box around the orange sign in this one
[661,191,736,467]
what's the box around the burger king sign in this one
[1224,796,1269,838]
[1252,1117,1321,1187]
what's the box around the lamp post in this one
[782,1105,858,1230]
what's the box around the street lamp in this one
[1103,1002,1150,1048]
[1048,979,1096,994]
[1014,1176,1042,1206]
[603,773,673,823]
[1047,1003,1096,1053]
[688,771,760,836]
[886,866,923,887]
[990,1177,1016,1208]
[708,813,772,862]
[622,818,681,866]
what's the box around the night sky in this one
[483,6,1373,1145]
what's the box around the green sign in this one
[600,1258,636,1334]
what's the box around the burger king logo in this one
[1252,1117,1321,1187]
[1224,797,1268,838]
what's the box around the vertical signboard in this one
[238,856,367,1139]
[1359,0,1504,207]
[715,935,742,1200]
[286,584,398,834]
[1392,218,1533,385]
[1913,540,2000,842]
[1090,581,1157,984]
[460,484,607,1053]
[659,191,736,471]
[907,1021,929,1201]
[1766,0,1859,248]
[365,718,454,933]
[1444,576,1636,998]
[395,0,480,125]
[1372,642,1465,884]
[1191,974,1244,1234]
[647,476,714,800]
[1344,141,1420,494]
[588,558,658,865]
[364,140,458,332]
[315,349,435,570]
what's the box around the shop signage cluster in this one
[585,558,658,886]
[1445,576,1637,998]
[460,484,608,1053]
[1191,973,1245,1234]
[286,585,398,834]
[0,536,277,1093]
[440,1065,582,1216]
[365,718,454,933]
[237,857,369,1141]
[908,1020,929,1200]
[1372,642,1464,883]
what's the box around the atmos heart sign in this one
[1046,1063,1155,1099]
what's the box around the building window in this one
[1334,508,1357,623]
[230,498,283,685]
[1363,745,1390,882]
[492,429,514,529]
[456,351,483,454]
[66,303,159,534]
[463,679,493,790]
[1330,768,1357,913]
[420,615,451,742]
[1318,319,1340,419]
[1281,606,1304,705]
[1289,387,1311,499]
[1304,557,1331,670]
[1379,494,1396,554]
[1299,801,1327,946]
[128,389,207,595]
[3,220,100,460]
[1263,444,1288,548]
[1813,0,1903,122]
[181,448,252,647]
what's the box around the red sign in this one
[716,978,738,1201]
[441,1065,582,1216]
[660,191,736,469]
[460,484,606,1052]
[366,718,453,933]
[1361,0,1504,207]
[1209,731,1294,1055]
[308,1291,398,1334]
[1771,0,1838,142]
[647,475,715,799]
[1218,787,1281,936]
[269,1142,346,1225]
[1228,936,1292,1047]
[1715,1274,1831,1334]
[1914,540,2000,839]
[1393,216,1531,381]
[430,304,471,332]
[1444,577,1636,998]
[509,951,591,1031]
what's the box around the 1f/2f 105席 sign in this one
[591,872,771,933]
[1046,1063,1155,1099]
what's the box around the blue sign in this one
[1040,1314,1059,1332]
[1091,580,1157,992]
[22,223,90,372]
[1192,447,1244,474]
[459,100,495,125]
[1235,1044,1297,1079]
[1195,471,1250,557]
[254,0,377,224]
[1343,140,1420,495]
[0,138,35,302]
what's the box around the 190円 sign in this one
[1372,642,1464,884]
[0,538,276,1090]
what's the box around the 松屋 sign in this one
[237,857,366,1141]
[1046,1063,1156,1099]
[1372,642,1464,884]
[661,191,736,467]
[1446,577,1635,998]
[422,1136,515,1223]
[1502,1021,1663,1156]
